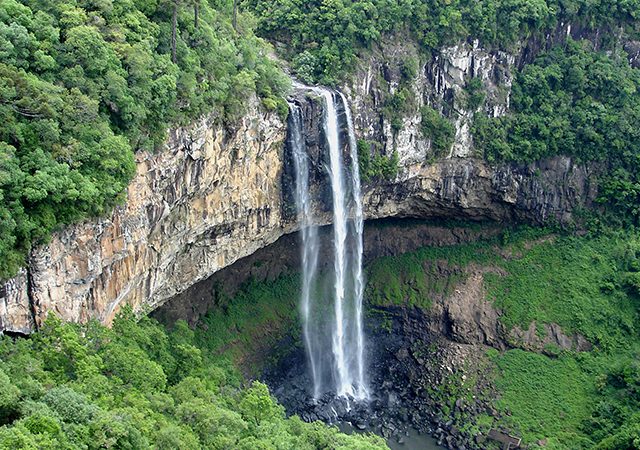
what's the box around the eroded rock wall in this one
[345,23,639,171]
[1,35,601,333]
[0,96,288,333]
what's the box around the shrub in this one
[421,106,455,157]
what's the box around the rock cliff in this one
[1,97,288,333]
[1,37,600,334]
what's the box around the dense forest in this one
[0,312,386,448]
[245,0,640,84]
[2,1,640,448]
[0,0,288,280]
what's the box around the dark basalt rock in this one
[262,306,500,450]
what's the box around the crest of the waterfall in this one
[289,86,368,402]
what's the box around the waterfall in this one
[318,88,352,398]
[289,88,368,401]
[340,92,368,400]
[288,103,322,399]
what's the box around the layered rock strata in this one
[1,36,601,333]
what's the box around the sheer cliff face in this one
[342,37,596,224]
[1,41,597,334]
[1,97,288,333]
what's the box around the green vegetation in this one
[0,0,289,280]
[486,233,640,448]
[357,139,399,182]
[464,77,486,111]
[380,58,419,134]
[491,350,596,447]
[2,222,638,448]
[420,105,455,157]
[192,275,301,374]
[490,348,640,449]
[366,227,640,447]
[485,235,639,350]
[474,40,640,222]
[244,0,639,85]
[247,0,640,220]
[382,87,412,134]
[0,311,387,449]
[366,236,492,308]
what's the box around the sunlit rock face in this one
[0,32,603,334]
[0,96,289,333]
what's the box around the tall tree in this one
[171,0,179,63]
[232,0,238,31]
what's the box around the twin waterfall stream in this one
[289,88,368,402]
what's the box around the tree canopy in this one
[0,0,289,280]
[0,311,388,449]
[244,0,640,84]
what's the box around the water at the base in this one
[288,88,368,400]
[386,429,444,450]
[338,423,444,450]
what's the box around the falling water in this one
[288,102,322,399]
[290,87,368,401]
[316,88,352,398]
[340,92,368,400]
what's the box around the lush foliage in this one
[357,139,399,182]
[366,226,640,447]
[0,312,387,449]
[0,0,289,280]
[489,347,640,449]
[474,40,640,222]
[491,349,597,448]
[485,234,640,350]
[244,0,639,84]
[420,106,455,157]
[485,232,640,448]
[366,232,482,308]
[192,274,301,374]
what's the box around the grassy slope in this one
[366,239,493,309]
[365,227,640,448]
[485,235,640,448]
[193,274,301,375]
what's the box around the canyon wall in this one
[1,97,288,333]
[1,35,602,334]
